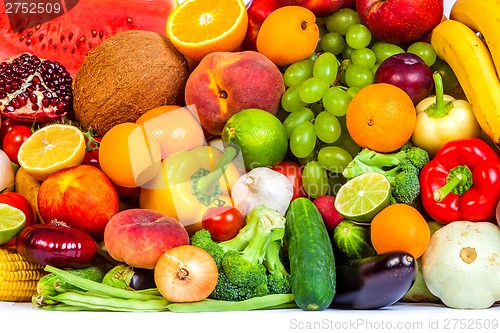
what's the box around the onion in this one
[16,222,97,268]
[154,245,218,303]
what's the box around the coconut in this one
[73,30,190,136]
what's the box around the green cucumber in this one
[332,220,376,260]
[285,197,336,311]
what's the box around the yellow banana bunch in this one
[430,19,500,147]
[450,0,500,78]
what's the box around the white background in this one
[2,1,499,332]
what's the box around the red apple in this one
[37,164,120,241]
[313,195,344,232]
[342,0,356,8]
[243,0,285,51]
[282,0,345,17]
[374,52,434,105]
[356,0,444,44]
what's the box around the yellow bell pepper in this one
[139,145,244,235]
[412,72,481,157]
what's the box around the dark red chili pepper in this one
[419,138,500,224]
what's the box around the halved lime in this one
[0,203,26,244]
[334,172,391,223]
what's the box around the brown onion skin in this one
[16,223,98,268]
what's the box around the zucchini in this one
[285,197,336,311]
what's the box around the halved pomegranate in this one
[0,53,73,123]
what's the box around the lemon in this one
[221,108,288,170]
[17,124,86,181]
[334,172,392,223]
[0,203,26,245]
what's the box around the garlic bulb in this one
[230,167,294,216]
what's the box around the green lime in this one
[222,108,288,170]
[0,203,26,244]
[334,172,391,222]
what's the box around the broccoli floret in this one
[190,229,225,269]
[210,272,270,302]
[342,148,407,183]
[392,171,421,205]
[221,250,268,287]
[191,205,287,302]
[406,146,430,170]
[264,240,291,294]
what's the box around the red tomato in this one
[202,206,244,241]
[82,136,102,169]
[271,160,307,200]
[0,118,24,149]
[0,192,37,247]
[2,125,32,164]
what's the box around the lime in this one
[0,203,26,244]
[221,108,288,170]
[334,172,391,222]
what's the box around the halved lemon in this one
[17,124,86,181]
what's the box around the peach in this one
[184,50,285,135]
[103,208,190,269]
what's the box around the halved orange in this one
[17,124,86,181]
[166,0,248,62]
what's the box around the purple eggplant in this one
[330,251,417,310]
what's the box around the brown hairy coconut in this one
[73,30,189,136]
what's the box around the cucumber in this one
[285,197,336,311]
[332,220,376,260]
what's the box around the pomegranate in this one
[0,53,73,123]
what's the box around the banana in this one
[430,19,500,147]
[450,0,500,78]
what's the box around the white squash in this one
[422,221,500,309]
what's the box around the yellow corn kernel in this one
[0,247,45,302]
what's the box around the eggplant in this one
[330,251,417,310]
[102,263,156,290]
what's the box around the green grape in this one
[324,8,360,35]
[371,41,405,64]
[407,41,437,67]
[283,59,314,87]
[283,107,315,138]
[345,63,374,88]
[313,52,339,85]
[299,77,329,104]
[345,23,371,50]
[338,59,351,86]
[281,84,307,112]
[320,32,346,55]
[431,58,459,91]
[298,147,319,166]
[322,86,350,117]
[314,111,342,144]
[370,63,380,75]
[346,86,360,99]
[290,121,317,159]
[317,146,353,173]
[302,161,329,199]
[336,115,362,157]
[316,26,328,52]
[341,44,355,60]
[350,48,376,68]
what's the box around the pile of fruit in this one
[0,0,499,313]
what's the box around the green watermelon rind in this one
[333,220,376,260]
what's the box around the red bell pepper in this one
[419,138,500,224]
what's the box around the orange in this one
[136,105,206,160]
[346,83,416,153]
[165,0,248,62]
[370,203,430,259]
[98,123,162,188]
[256,6,319,67]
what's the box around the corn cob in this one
[0,247,45,302]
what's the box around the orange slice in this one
[17,124,85,181]
[166,0,248,61]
